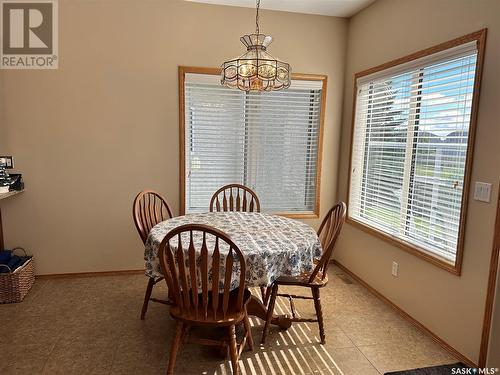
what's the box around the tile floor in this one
[1,266,458,374]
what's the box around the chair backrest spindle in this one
[133,190,174,244]
[309,202,346,283]
[212,238,220,320]
[158,224,247,322]
[210,184,260,213]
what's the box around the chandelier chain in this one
[255,0,260,35]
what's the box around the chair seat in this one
[170,289,251,326]
[275,271,328,287]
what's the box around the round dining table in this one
[144,211,322,328]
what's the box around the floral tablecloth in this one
[144,212,322,288]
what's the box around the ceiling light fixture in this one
[220,0,291,91]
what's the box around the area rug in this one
[385,362,468,375]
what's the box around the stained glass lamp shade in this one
[221,33,291,91]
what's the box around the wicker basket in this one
[0,248,35,304]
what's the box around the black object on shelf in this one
[7,174,24,191]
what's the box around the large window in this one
[179,68,326,217]
[348,30,486,272]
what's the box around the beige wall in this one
[335,0,500,364]
[0,71,5,150]
[0,0,347,274]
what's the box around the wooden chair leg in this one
[264,286,272,305]
[243,311,254,351]
[260,286,273,305]
[261,283,278,344]
[260,287,266,303]
[228,325,240,375]
[141,277,155,320]
[167,322,184,375]
[312,287,325,344]
[181,324,190,343]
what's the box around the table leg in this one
[246,295,292,330]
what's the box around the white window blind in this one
[184,73,324,214]
[349,41,478,264]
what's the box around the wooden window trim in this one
[479,186,500,366]
[346,29,487,275]
[178,66,327,219]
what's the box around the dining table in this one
[144,211,322,329]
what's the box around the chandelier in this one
[220,0,291,92]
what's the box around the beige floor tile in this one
[0,266,460,375]
[358,341,457,374]
[336,312,431,347]
[329,347,381,375]
[0,343,54,375]
[1,356,49,375]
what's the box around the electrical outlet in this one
[0,156,13,169]
[392,261,399,277]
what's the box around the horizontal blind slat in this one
[349,46,478,262]
[185,77,323,214]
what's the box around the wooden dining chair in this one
[133,190,174,320]
[261,202,347,345]
[209,184,268,304]
[209,184,261,213]
[159,224,253,375]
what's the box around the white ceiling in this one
[185,0,376,17]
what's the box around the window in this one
[348,30,486,272]
[179,68,326,217]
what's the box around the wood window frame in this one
[346,29,487,275]
[479,186,500,366]
[178,66,328,219]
